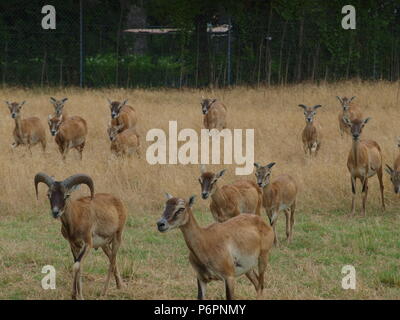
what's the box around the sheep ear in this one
[216,169,226,178]
[385,164,394,175]
[165,193,173,200]
[343,116,352,126]
[200,164,206,174]
[50,97,56,103]
[313,105,322,109]
[254,162,261,169]
[336,96,343,104]
[298,104,307,109]
[363,117,371,125]
[67,184,80,194]
[188,195,196,208]
[349,96,356,102]
[107,98,112,105]
[120,99,128,108]
[19,101,26,107]
[266,162,276,169]
[62,98,68,103]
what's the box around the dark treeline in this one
[1,0,400,88]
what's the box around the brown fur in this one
[48,115,88,160]
[337,96,363,137]
[35,174,127,300]
[344,117,385,216]
[254,163,298,246]
[109,101,138,133]
[298,104,322,156]
[108,124,140,158]
[202,99,227,130]
[62,193,126,300]
[385,141,400,194]
[199,167,262,222]
[6,101,46,153]
[157,195,274,300]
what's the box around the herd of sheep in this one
[4,95,399,299]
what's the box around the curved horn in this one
[34,173,55,200]
[62,174,94,199]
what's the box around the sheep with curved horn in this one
[34,172,127,300]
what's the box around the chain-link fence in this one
[1,1,400,88]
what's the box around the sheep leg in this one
[101,244,113,295]
[76,142,85,160]
[197,278,207,300]
[245,269,259,292]
[111,234,123,289]
[224,276,235,300]
[72,242,91,300]
[257,250,268,298]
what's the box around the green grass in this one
[0,207,399,300]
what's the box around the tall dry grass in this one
[1,81,400,300]
[0,81,399,217]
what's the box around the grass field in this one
[0,81,399,299]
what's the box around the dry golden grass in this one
[0,81,399,300]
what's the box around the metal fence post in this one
[227,17,232,87]
[80,0,85,87]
